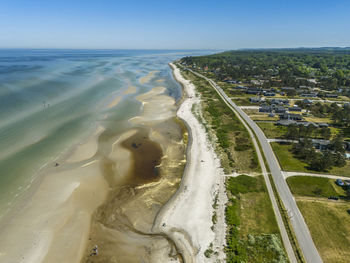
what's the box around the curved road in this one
[188,68,323,263]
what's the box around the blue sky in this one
[0,0,349,49]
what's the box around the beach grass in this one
[297,200,350,263]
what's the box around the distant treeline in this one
[180,48,350,90]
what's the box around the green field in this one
[231,97,256,106]
[271,142,350,176]
[225,175,287,263]
[286,176,346,198]
[297,201,350,263]
[257,122,287,138]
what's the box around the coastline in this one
[0,57,225,263]
[153,63,227,262]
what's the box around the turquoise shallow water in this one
[0,49,213,218]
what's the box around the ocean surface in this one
[0,49,213,220]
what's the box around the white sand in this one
[154,63,226,262]
[130,87,176,125]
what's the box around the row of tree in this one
[285,124,332,140]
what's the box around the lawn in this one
[271,142,350,176]
[271,142,309,171]
[250,115,279,121]
[297,200,350,263]
[257,122,287,139]
[226,175,287,263]
[286,176,346,198]
[304,116,333,124]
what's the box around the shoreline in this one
[0,60,226,263]
[153,63,227,262]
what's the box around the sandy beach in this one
[153,63,227,262]
[0,50,217,263]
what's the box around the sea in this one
[0,49,213,221]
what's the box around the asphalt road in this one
[189,69,323,263]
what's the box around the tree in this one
[319,127,331,140]
[333,152,346,167]
[330,134,345,153]
[285,124,299,140]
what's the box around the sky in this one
[0,0,349,49]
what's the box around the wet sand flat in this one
[83,88,187,263]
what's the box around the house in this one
[288,106,302,112]
[281,87,295,91]
[318,123,329,128]
[302,99,313,105]
[250,97,261,103]
[280,113,303,121]
[300,93,318,98]
[225,79,238,84]
[325,93,338,98]
[313,139,330,150]
[274,106,286,114]
[268,113,275,117]
[246,87,262,95]
[297,86,311,94]
[276,119,297,126]
[345,153,350,160]
[336,179,344,186]
[264,92,276,97]
[270,98,289,105]
[259,105,273,113]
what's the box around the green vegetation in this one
[297,201,350,263]
[231,97,255,106]
[271,142,308,171]
[291,135,346,172]
[204,243,214,258]
[287,176,346,198]
[267,173,305,263]
[271,142,350,176]
[225,175,288,263]
[257,122,287,138]
[180,68,260,174]
[181,48,350,94]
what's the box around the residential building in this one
[250,97,261,103]
[274,106,286,114]
[246,87,262,95]
[280,113,303,121]
[288,106,302,112]
[259,105,273,113]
